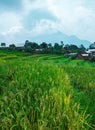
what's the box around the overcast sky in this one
[0,0,95,45]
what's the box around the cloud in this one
[0,25,24,44]
[46,0,95,41]
[0,19,58,45]
[1,26,23,36]
[0,0,95,45]
[0,12,21,32]
[30,19,59,36]
[22,9,57,30]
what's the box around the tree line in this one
[0,40,86,54]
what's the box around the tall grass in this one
[0,60,91,130]
[62,65,95,127]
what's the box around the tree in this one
[24,40,32,52]
[24,40,39,53]
[31,42,39,50]
[40,42,48,53]
[69,44,79,52]
[40,42,48,49]
[24,40,31,48]
[48,43,53,54]
[64,44,79,53]
[79,44,86,53]
[1,43,6,47]
[54,43,62,54]
[64,44,69,51]
[48,43,52,48]
[9,44,16,50]
[60,41,64,48]
[54,43,59,49]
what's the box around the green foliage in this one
[1,43,6,47]
[24,40,39,53]
[9,44,16,50]
[64,44,79,53]
[53,43,63,54]
[90,57,95,62]
[78,44,86,53]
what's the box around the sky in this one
[0,0,95,45]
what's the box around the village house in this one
[77,52,91,60]
[77,43,95,60]
[86,43,95,57]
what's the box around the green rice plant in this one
[0,60,91,130]
[62,65,95,126]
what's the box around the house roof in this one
[68,53,77,56]
[81,54,89,56]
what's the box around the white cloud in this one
[30,19,59,36]
[0,12,23,44]
[0,26,23,45]
[45,0,95,41]
[1,25,23,36]
[0,12,21,31]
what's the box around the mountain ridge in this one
[30,32,92,48]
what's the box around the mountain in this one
[15,32,92,48]
[31,31,92,48]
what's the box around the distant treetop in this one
[89,42,95,49]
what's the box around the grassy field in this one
[0,50,95,130]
